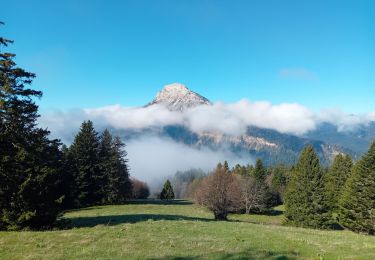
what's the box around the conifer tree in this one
[325,154,353,211]
[98,129,113,203]
[339,141,375,234]
[285,145,331,229]
[0,24,64,230]
[106,136,133,203]
[253,159,267,181]
[69,120,101,207]
[160,180,175,200]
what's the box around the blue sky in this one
[2,0,374,113]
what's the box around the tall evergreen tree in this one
[325,154,353,211]
[98,129,113,203]
[160,180,175,200]
[69,120,101,207]
[285,145,331,229]
[106,136,133,203]
[339,141,375,234]
[0,24,64,230]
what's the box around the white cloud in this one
[40,100,375,145]
[82,100,317,136]
[126,135,250,190]
[316,109,375,132]
[39,100,375,184]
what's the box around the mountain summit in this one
[147,83,211,111]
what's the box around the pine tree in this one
[338,141,375,234]
[106,136,133,203]
[160,180,175,200]
[253,159,267,181]
[98,129,113,203]
[285,145,331,229]
[325,154,353,211]
[69,120,101,207]
[0,24,64,230]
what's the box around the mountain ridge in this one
[146,83,211,111]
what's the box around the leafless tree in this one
[194,165,242,220]
[131,178,150,199]
[239,174,269,214]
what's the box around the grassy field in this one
[1,200,375,259]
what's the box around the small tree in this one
[240,174,269,214]
[160,180,175,200]
[196,164,242,220]
[132,178,150,199]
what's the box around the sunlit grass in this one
[0,200,374,259]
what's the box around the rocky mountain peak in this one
[147,83,211,111]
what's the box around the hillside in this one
[1,201,374,259]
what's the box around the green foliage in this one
[105,136,133,203]
[68,120,101,207]
[160,180,175,200]
[269,164,290,204]
[339,141,375,234]
[0,26,64,230]
[67,125,133,207]
[285,145,332,229]
[325,154,353,211]
[253,159,267,181]
[231,164,248,176]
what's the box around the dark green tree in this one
[232,164,247,176]
[269,164,289,204]
[285,145,331,229]
[0,24,64,230]
[160,180,175,200]
[106,136,133,203]
[338,141,375,234]
[325,154,353,211]
[98,129,113,203]
[253,159,267,181]
[69,120,101,207]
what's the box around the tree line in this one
[191,144,375,234]
[0,28,149,230]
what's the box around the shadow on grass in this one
[68,214,224,228]
[148,248,299,260]
[263,209,284,216]
[63,200,192,214]
[127,199,193,205]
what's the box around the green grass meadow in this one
[1,200,375,259]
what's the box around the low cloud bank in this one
[126,135,250,191]
[38,100,375,183]
[40,100,375,143]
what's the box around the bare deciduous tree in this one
[239,175,269,214]
[194,165,242,220]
